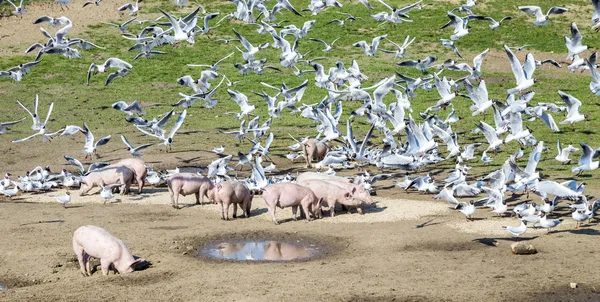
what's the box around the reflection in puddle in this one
[201,241,319,261]
[0,284,6,291]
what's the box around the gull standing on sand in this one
[55,191,71,208]
[502,220,527,240]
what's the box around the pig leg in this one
[100,258,111,276]
[197,187,205,205]
[232,203,238,219]
[330,200,336,217]
[73,244,87,276]
[173,192,180,209]
[79,184,94,196]
[123,179,132,195]
[243,196,251,218]
[137,176,144,194]
[267,204,278,225]
[219,201,226,220]
[301,201,313,221]
[169,186,175,207]
[84,254,92,276]
[292,206,298,221]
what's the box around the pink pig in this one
[108,158,148,194]
[212,180,254,220]
[261,183,322,225]
[167,173,214,209]
[72,225,145,276]
[296,172,373,213]
[297,179,357,217]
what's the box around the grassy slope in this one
[0,0,598,178]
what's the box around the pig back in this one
[73,225,124,258]
[85,166,134,184]
[167,173,210,189]
[111,158,148,179]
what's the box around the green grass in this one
[0,0,599,179]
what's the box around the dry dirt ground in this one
[1,2,600,302]
[0,181,600,302]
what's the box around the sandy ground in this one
[0,183,599,302]
[1,2,600,301]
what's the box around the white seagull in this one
[555,139,578,164]
[121,135,153,157]
[518,5,568,26]
[118,0,141,15]
[504,45,536,95]
[55,191,71,208]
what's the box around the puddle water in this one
[0,284,6,291]
[200,241,320,261]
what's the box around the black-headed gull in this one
[118,0,141,15]
[55,191,71,208]
[504,45,536,94]
[33,16,70,27]
[557,91,588,129]
[82,0,102,7]
[565,22,587,61]
[555,139,578,164]
[502,220,527,239]
[82,123,111,159]
[0,118,25,134]
[308,37,340,53]
[87,58,132,85]
[518,5,568,26]
[572,143,600,175]
[121,135,153,158]
[5,0,26,16]
[1,60,42,82]
[353,34,387,56]
[479,16,512,30]
[136,110,187,151]
[101,17,137,32]
[112,100,144,116]
[539,214,562,233]
[381,35,415,59]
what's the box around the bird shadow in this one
[472,236,539,247]
[65,205,84,209]
[415,219,446,229]
[19,219,65,226]
[552,228,600,236]
[175,156,203,164]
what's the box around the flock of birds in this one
[2,0,600,239]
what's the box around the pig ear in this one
[129,258,145,270]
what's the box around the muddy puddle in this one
[200,240,321,261]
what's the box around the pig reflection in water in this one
[210,241,311,261]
